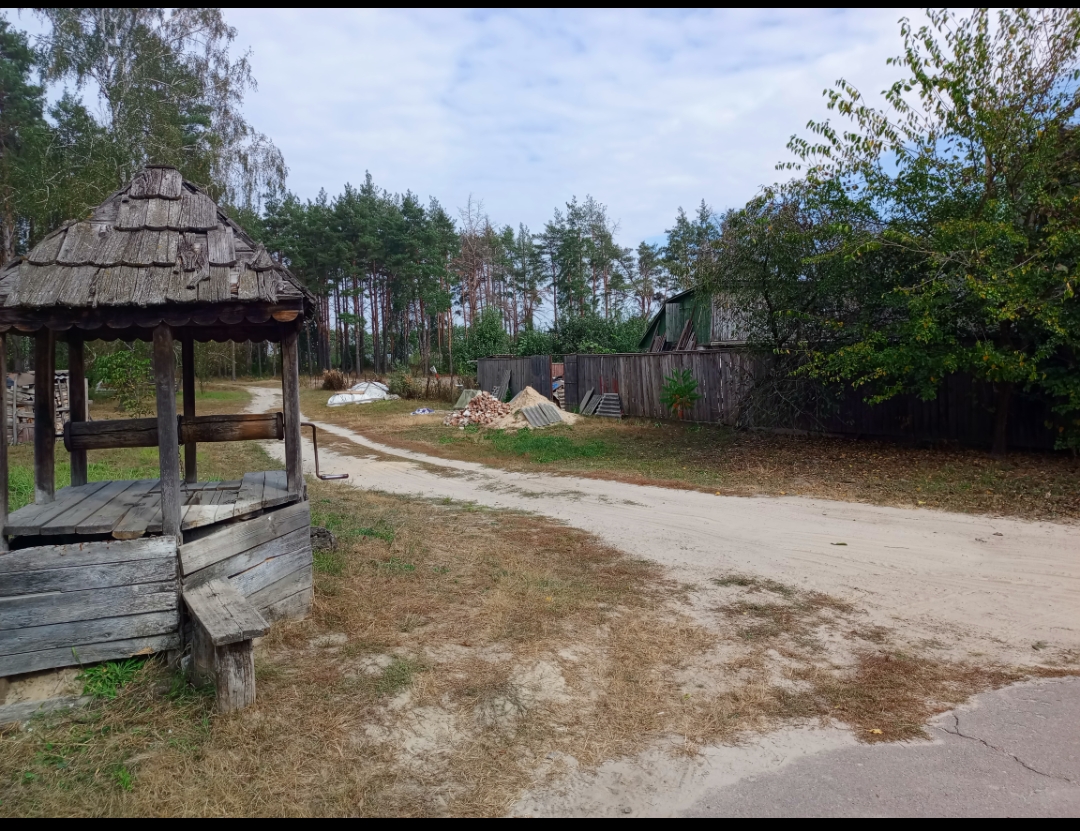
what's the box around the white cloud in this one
[227,8,922,241]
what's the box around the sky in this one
[221,8,919,245]
[7,8,921,245]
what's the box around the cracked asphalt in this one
[686,677,1080,817]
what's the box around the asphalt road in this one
[686,677,1080,817]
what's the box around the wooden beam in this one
[281,328,304,497]
[181,335,196,483]
[0,334,7,551]
[68,336,88,486]
[33,329,55,504]
[64,413,283,451]
[153,324,181,538]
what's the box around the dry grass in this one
[3,385,1075,816]
[300,387,1080,521]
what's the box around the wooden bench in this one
[183,578,268,712]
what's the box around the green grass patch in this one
[312,500,395,543]
[313,548,346,576]
[78,659,145,700]
[375,657,423,697]
[482,427,609,463]
[376,557,416,574]
[7,448,163,512]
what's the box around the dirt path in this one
[249,387,1080,662]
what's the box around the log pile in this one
[443,391,510,427]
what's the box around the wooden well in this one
[0,166,318,712]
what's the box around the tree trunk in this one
[991,381,1013,457]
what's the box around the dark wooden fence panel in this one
[551,351,1057,450]
[477,356,553,401]
[563,355,578,410]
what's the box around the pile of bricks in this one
[443,391,510,427]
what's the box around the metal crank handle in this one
[300,422,349,480]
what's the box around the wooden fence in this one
[476,355,553,401]
[489,351,1058,451]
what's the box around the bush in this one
[91,349,153,415]
[660,368,702,419]
[322,369,348,390]
[387,370,422,399]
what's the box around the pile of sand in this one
[505,386,580,426]
[508,386,550,412]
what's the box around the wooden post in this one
[281,329,304,497]
[33,329,55,504]
[68,336,88,487]
[153,325,181,538]
[181,335,197,483]
[0,335,7,551]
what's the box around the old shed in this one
[0,165,322,712]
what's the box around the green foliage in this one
[515,327,554,357]
[91,349,153,415]
[660,368,703,419]
[549,310,648,356]
[387,370,422,399]
[78,659,145,700]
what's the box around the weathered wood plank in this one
[0,582,177,630]
[0,557,176,598]
[262,469,289,503]
[186,525,311,588]
[109,492,161,540]
[229,544,311,599]
[0,696,91,726]
[0,610,179,657]
[0,633,180,677]
[260,583,313,622]
[5,482,110,536]
[180,500,310,575]
[183,577,267,646]
[76,479,158,535]
[0,535,176,575]
[246,563,312,615]
[234,471,265,513]
[39,479,138,535]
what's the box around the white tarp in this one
[327,381,393,407]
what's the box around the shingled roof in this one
[0,165,310,313]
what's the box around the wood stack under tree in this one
[0,165,327,713]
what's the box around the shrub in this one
[660,368,702,419]
[387,370,421,399]
[91,349,153,415]
[322,369,348,390]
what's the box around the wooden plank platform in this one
[5,471,298,541]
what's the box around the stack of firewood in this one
[443,391,510,427]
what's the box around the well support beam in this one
[0,334,7,551]
[33,329,55,504]
[68,336,88,487]
[181,335,197,483]
[281,329,304,497]
[153,324,181,538]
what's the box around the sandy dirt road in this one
[249,387,1080,662]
